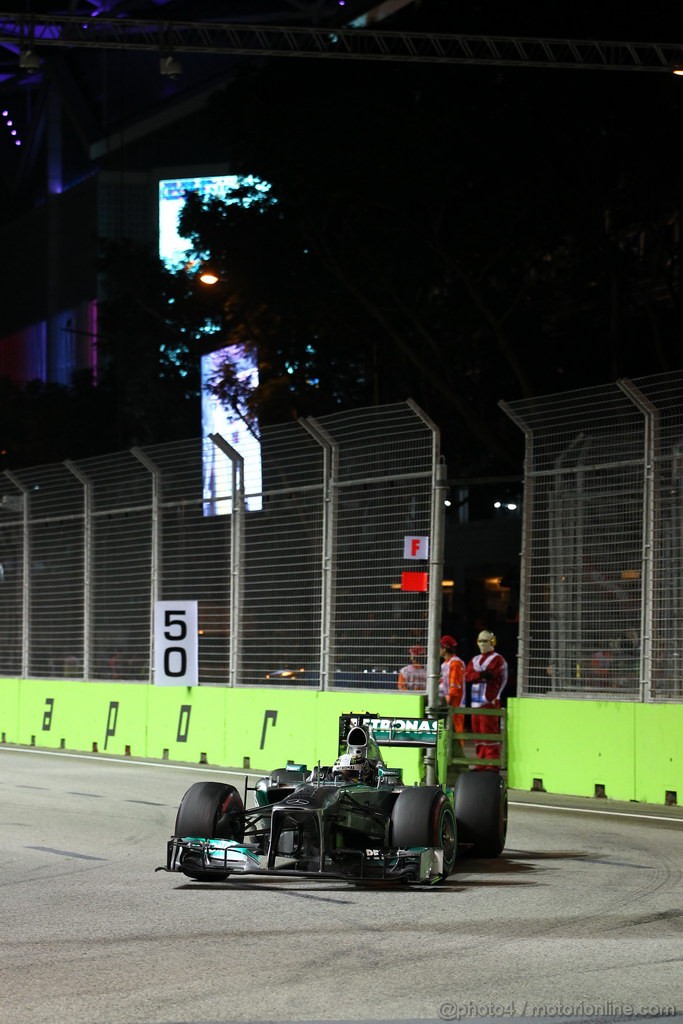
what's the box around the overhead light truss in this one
[0,13,682,71]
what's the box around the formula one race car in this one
[158,713,507,886]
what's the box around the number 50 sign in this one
[154,601,199,686]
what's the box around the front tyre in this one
[174,781,245,882]
[390,786,456,882]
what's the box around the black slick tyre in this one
[390,786,456,882]
[174,781,245,882]
[454,772,507,857]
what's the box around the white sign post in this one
[154,601,199,686]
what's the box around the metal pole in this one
[4,471,29,678]
[498,400,533,697]
[427,460,447,711]
[423,457,447,784]
[300,417,338,691]
[617,379,658,702]
[406,399,443,785]
[131,448,161,684]
[209,433,244,686]
[64,461,93,680]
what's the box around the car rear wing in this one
[339,713,439,749]
[339,709,507,782]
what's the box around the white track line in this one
[509,799,682,824]
[0,745,268,778]
[2,747,681,823]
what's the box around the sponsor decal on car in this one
[350,716,438,744]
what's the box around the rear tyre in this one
[174,781,245,882]
[454,772,507,857]
[390,786,456,882]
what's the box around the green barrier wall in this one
[146,685,230,765]
[632,703,683,803]
[12,678,149,756]
[508,697,683,805]
[2,681,681,803]
[0,679,424,783]
[0,678,19,744]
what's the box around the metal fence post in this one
[617,379,657,703]
[4,471,29,678]
[131,448,162,684]
[64,461,92,680]
[406,400,443,713]
[426,458,446,715]
[300,417,338,691]
[423,456,447,785]
[209,433,244,686]
[498,401,533,698]
[405,399,443,784]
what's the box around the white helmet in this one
[477,630,496,654]
[332,752,372,784]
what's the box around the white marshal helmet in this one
[477,630,496,654]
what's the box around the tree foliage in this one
[173,55,683,474]
[94,239,202,449]
[0,373,113,468]
[5,16,682,474]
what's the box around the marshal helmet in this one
[477,630,496,654]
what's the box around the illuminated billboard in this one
[201,343,262,513]
[158,173,265,514]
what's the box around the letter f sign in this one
[404,535,429,560]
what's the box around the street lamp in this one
[199,270,221,286]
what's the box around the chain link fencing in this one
[0,401,440,691]
[502,368,683,701]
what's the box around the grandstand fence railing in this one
[0,401,443,693]
[501,368,683,702]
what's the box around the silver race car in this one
[158,713,507,886]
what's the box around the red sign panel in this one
[401,571,428,592]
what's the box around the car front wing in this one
[159,835,446,884]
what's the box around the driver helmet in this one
[332,752,373,784]
[477,629,496,654]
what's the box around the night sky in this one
[1,1,682,470]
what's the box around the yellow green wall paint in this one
[508,697,683,805]
[2,680,680,804]
[1,679,424,783]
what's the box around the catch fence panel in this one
[630,371,683,700]
[504,385,646,699]
[5,465,84,679]
[74,451,153,681]
[0,401,438,688]
[319,403,435,691]
[239,421,325,687]
[0,482,24,676]
[138,437,232,685]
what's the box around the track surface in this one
[1,747,682,1024]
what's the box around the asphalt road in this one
[1,746,682,1024]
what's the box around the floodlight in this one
[199,272,220,286]
[160,55,183,78]
[19,49,41,72]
